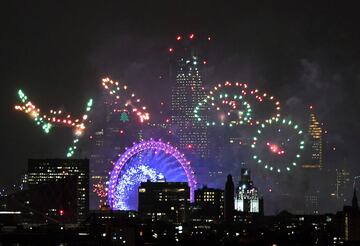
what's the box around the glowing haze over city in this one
[2,2,360,216]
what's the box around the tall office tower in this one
[88,88,143,209]
[194,186,224,223]
[304,194,320,214]
[235,169,263,214]
[138,181,190,223]
[171,51,208,158]
[352,189,359,210]
[224,174,234,222]
[303,108,323,169]
[87,126,107,209]
[335,169,351,204]
[27,159,89,223]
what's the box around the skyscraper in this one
[27,159,89,223]
[352,189,359,210]
[335,169,351,205]
[88,85,144,209]
[303,109,323,169]
[224,174,234,222]
[235,169,263,214]
[304,194,320,214]
[171,48,208,158]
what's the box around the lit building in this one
[304,194,320,214]
[88,128,107,208]
[235,169,263,214]
[303,110,323,169]
[171,52,208,158]
[335,169,351,205]
[27,159,89,223]
[192,186,224,223]
[138,181,190,224]
[87,87,144,209]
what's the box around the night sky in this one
[1,1,360,199]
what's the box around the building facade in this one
[27,159,89,222]
[235,169,263,214]
[87,85,146,209]
[171,53,208,158]
[304,194,320,214]
[193,186,224,223]
[303,110,323,169]
[335,169,351,205]
[138,181,190,224]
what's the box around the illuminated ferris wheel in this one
[108,139,197,210]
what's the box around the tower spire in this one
[224,174,234,223]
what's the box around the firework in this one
[108,139,197,210]
[194,81,281,126]
[14,89,93,157]
[93,180,108,198]
[250,118,305,173]
[194,88,252,127]
[101,77,150,123]
[114,163,163,210]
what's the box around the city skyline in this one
[2,2,360,245]
[1,2,360,216]
[2,164,359,244]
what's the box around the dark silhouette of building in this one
[335,188,360,243]
[192,186,224,223]
[267,210,336,245]
[26,159,89,223]
[224,174,234,223]
[138,181,189,223]
[0,176,78,224]
[85,210,138,245]
[352,188,358,210]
